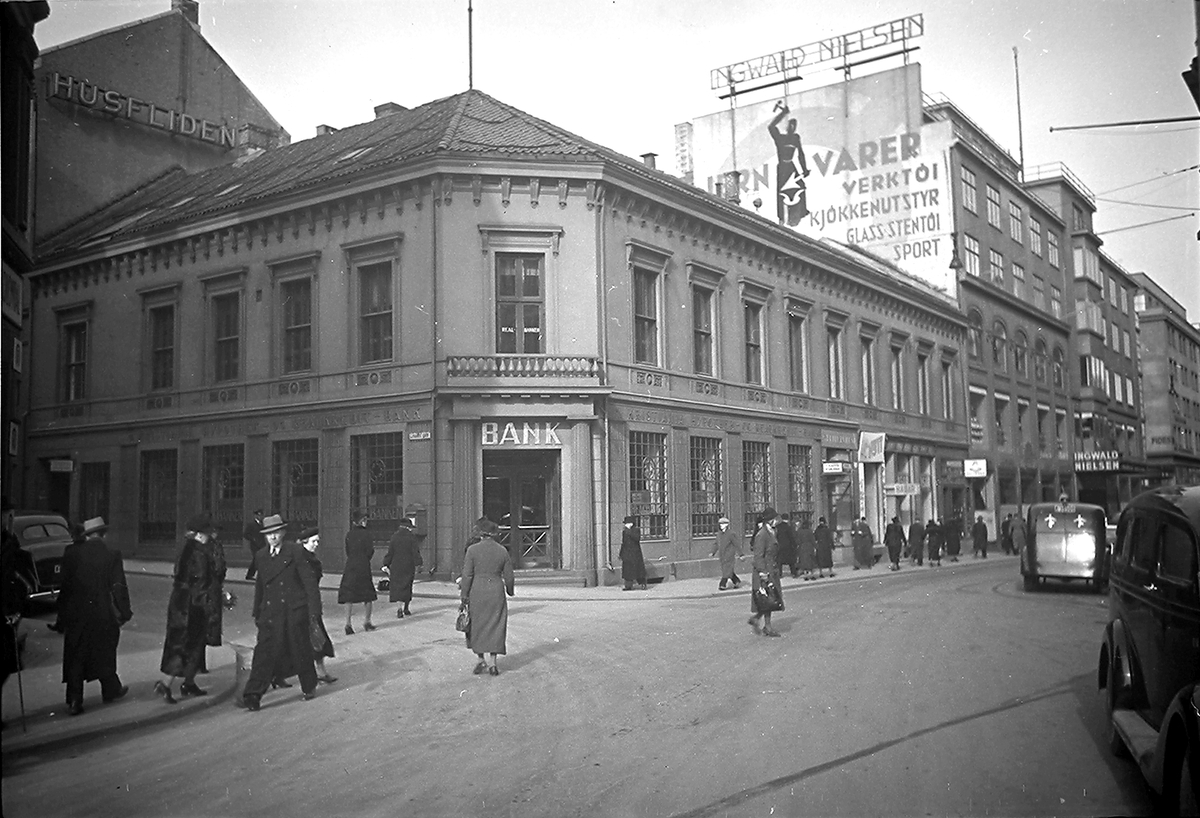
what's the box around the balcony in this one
[444,355,604,389]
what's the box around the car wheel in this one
[1162,731,1199,818]
[1107,653,1132,758]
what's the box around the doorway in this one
[482,450,561,569]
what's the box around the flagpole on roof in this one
[468,0,474,90]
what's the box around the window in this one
[1072,204,1087,232]
[1055,409,1067,455]
[961,166,978,213]
[1008,202,1023,243]
[1017,399,1029,445]
[1120,286,1128,314]
[1048,232,1061,268]
[826,324,844,400]
[202,444,244,525]
[629,431,669,539]
[744,301,764,384]
[890,344,905,410]
[350,432,404,541]
[689,436,723,536]
[1011,263,1026,297]
[60,320,88,401]
[994,394,1009,446]
[988,249,1004,285]
[1030,218,1043,256]
[787,444,813,523]
[692,286,714,376]
[1123,330,1131,359]
[1013,331,1028,377]
[359,261,393,363]
[1159,521,1197,584]
[986,185,1001,228]
[280,277,312,373]
[1032,274,1046,311]
[742,440,771,532]
[273,438,319,530]
[633,268,659,365]
[916,351,930,415]
[963,234,980,277]
[81,462,110,523]
[941,359,955,419]
[991,320,1008,370]
[139,449,177,541]
[1050,286,1063,319]
[496,253,543,354]
[211,292,241,383]
[148,305,175,390]
[1035,339,1048,383]
[788,311,809,392]
[968,310,983,360]
[860,334,876,405]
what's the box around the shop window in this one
[359,261,394,364]
[994,394,1010,447]
[350,432,404,541]
[1055,409,1066,456]
[689,435,723,537]
[139,449,178,542]
[202,444,245,526]
[742,440,771,533]
[273,438,319,531]
[692,286,714,376]
[496,253,544,354]
[629,431,669,539]
[787,444,813,525]
[744,301,764,385]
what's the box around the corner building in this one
[26,90,967,582]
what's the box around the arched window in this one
[1034,338,1048,382]
[991,320,1008,370]
[968,310,983,359]
[1014,331,1029,377]
[1051,345,1064,388]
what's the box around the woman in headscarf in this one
[748,508,783,638]
[460,518,514,676]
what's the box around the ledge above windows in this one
[686,260,726,290]
[481,224,563,256]
[738,276,772,305]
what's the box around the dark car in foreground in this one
[1099,485,1200,815]
[12,511,73,601]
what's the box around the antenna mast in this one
[1013,46,1025,179]
[468,0,474,89]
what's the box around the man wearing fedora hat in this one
[242,513,321,711]
[58,517,132,715]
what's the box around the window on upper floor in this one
[961,166,978,214]
[744,301,764,385]
[1072,204,1086,232]
[1030,218,1043,257]
[964,234,980,277]
[1032,274,1046,312]
[1048,232,1060,268]
[1008,202,1023,244]
[1050,285,1063,319]
[280,277,313,373]
[988,249,1004,286]
[860,334,876,405]
[211,291,241,383]
[1013,331,1028,377]
[788,309,809,393]
[692,285,715,376]
[1034,338,1048,383]
[890,343,905,410]
[827,323,845,400]
[940,357,955,420]
[497,253,544,355]
[986,186,1001,228]
[1012,262,1026,298]
[61,320,88,402]
[633,267,659,366]
[916,351,930,415]
[148,304,175,390]
[991,320,1008,370]
[358,261,394,364]
[967,310,983,360]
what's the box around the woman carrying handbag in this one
[747,508,784,638]
[460,517,514,676]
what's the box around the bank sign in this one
[681,63,956,299]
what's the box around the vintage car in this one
[1099,485,1200,815]
[11,511,74,602]
[1020,501,1109,591]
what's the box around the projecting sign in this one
[1074,450,1120,472]
[963,459,988,478]
[822,461,852,475]
[884,482,921,496]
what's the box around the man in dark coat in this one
[242,508,266,580]
[925,518,943,566]
[1001,513,1014,555]
[776,513,798,578]
[851,516,873,569]
[384,517,423,618]
[242,514,321,711]
[619,515,647,590]
[710,515,743,590]
[884,517,906,571]
[796,517,817,580]
[908,518,925,566]
[972,515,989,558]
[814,517,835,579]
[945,514,962,562]
[59,517,131,715]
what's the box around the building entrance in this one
[482,450,561,569]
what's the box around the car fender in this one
[1147,683,1200,798]
[1106,617,1139,706]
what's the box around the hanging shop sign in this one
[963,459,988,478]
[858,431,886,463]
[481,421,563,448]
[822,461,853,475]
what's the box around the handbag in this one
[754,576,785,613]
[309,617,327,652]
[454,604,470,633]
[376,577,390,592]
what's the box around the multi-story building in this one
[925,96,1077,534]
[1,0,50,502]
[1024,164,1147,514]
[1132,272,1200,486]
[24,88,968,581]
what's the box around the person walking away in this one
[1011,511,1028,560]
[908,518,925,566]
[242,514,321,712]
[1001,513,1014,555]
[925,518,943,567]
[155,512,225,704]
[814,517,835,579]
[460,518,514,676]
[852,516,875,569]
[58,517,131,715]
[297,528,336,684]
[972,515,989,559]
[383,517,423,617]
[776,513,799,578]
[884,517,906,571]
[710,516,743,590]
[339,513,377,634]
[242,509,266,581]
[945,515,962,563]
[796,517,817,580]
[748,508,783,637]
[619,515,647,591]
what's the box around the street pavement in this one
[1,552,1013,755]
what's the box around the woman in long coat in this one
[709,515,743,590]
[619,515,647,591]
[156,512,223,703]
[338,513,377,634]
[945,515,963,562]
[775,514,798,577]
[884,517,907,571]
[797,518,817,580]
[814,517,835,578]
[460,518,514,676]
[925,519,943,566]
[908,518,926,565]
[383,517,423,618]
[297,528,336,684]
[748,509,782,637]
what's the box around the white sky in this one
[36,0,1200,318]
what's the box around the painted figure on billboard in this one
[768,101,811,225]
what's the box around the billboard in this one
[682,64,956,299]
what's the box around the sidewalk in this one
[2,552,1016,756]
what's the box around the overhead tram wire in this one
[1095,212,1196,236]
[1097,164,1200,196]
[1094,197,1199,212]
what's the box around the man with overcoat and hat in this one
[58,516,131,715]
[242,514,321,711]
[619,515,647,591]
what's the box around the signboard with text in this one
[1074,450,1120,472]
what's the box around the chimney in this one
[640,152,657,170]
[315,124,340,137]
[373,102,408,119]
[234,122,280,164]
[172,0,199,27]
[722,170,741,205]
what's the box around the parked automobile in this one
[11,511,73,602]
[1020,501,1109,591]
[1099,485,1200,815]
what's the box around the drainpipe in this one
[428,176,440,577]
[596,183,610,587]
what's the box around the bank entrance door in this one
[482,450,561,569]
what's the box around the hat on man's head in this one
[185,511,214,532]
[397,517,414,529]
[758,507,778,523]
[717,516,730,524]
[83,516,108,536]
[260,514,287,534]
[297,526,319,541]
[623,515,637,524]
